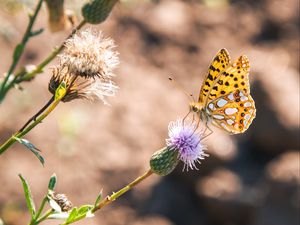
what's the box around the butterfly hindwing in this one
[206,90,256,134]
[198,49,230,104]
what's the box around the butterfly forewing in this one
[206,55,250,104]
[205,90,256,134]
[198,49,230,104]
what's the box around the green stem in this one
[0,0,43,95]
[0,19,86,103]
[34,209,55,224]
[105,169,154,204]
[35,196,48,220]
[17,20,86,82]
[0,97,61,155]
[66,170,153,224]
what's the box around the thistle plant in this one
[18,119,207,224]
[0,28,119,161]
[0,0,118,103]
[0,1,254,225]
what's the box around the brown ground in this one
[0,0,299,225]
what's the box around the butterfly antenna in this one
[168,77,194,102]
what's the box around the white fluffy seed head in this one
[59,28,119,78]
[49,28,119,103]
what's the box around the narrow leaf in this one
[65,207,78,223]
[13,44,25,61]
[15,137,45,166]
[94,189,103,207]
[77,205,93,217]
[30,28,44,37]
[48,174,57,191]
[19,174,36,218]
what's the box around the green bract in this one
[82,0,118,24]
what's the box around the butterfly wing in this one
[206,55,250,104]
[206,90,256,134]
[204,54,255,134]
[198,49,231,104]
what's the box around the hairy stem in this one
[19,96,55,132]
[17,20,86,83]
[0,97,61,155]
[34,209,55,224]
[34,196,49,221]
[0,0,44,97]
[67,170,153,224]
[0,19,86,103]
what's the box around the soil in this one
[0,0,299,225]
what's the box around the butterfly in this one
[190,49,256,134]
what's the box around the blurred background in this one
[0,0,299,225]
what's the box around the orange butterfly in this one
[190,49,256,134]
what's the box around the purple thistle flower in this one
[166,119,208,171]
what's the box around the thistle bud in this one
[82,0,118,24]
[150,147,179,176]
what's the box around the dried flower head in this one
[166,119,208,171]
[59,28,119,78]
[49,28,119,103]
[50,192,73,212]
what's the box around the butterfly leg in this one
[191,115,201,134]
[202,121,213,140]
[182,108,192,127]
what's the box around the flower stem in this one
[34,209,55,224]
[0,97,61,155]
[0,19,86,103]
[94,169,153,211]
[100,169,154,208]
[19,96,55,132]
[67,170,153,224]
[34,196,48,221]
[0,0,44,97]
[16,20,86,83]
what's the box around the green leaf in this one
[48,174,57,191]
[15,137,45,166]
[55,81,67,100]
[77,205,93,217]
[13,44,25,61]
[94,189,103,207]
[19,174,36,218]
[30,28,44,37]
[65,207,78,223]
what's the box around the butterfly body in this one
[192,49,256,134]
